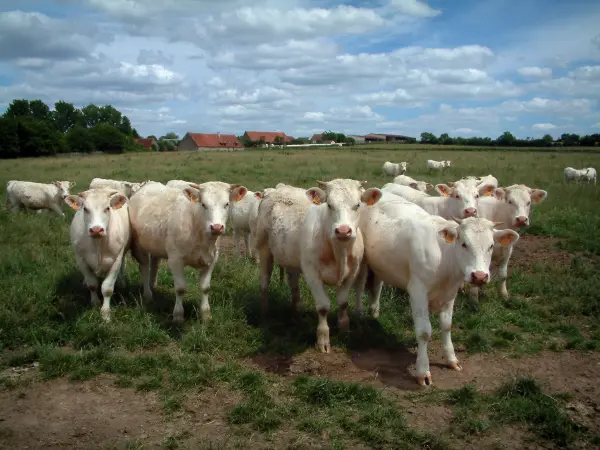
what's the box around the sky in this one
[1,0,599,140]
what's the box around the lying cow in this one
[64,188,131,321]
[128,181,248,324]
[89,178,143,198]
[382,161,408,176]
[357,192,519,385]
[393,174,433,192]
[6,180,75,216]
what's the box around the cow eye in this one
[83,207,89,213]
[225,202,230,208]
[328,203,333,210]
[455,195,460,199]
[104,207,110,214]
[527,201,531,206]
[508,200,513,204]
[489,244,494,251]
[354,203,361,210]
[475,194,479,199]
[201,203,207,209]
[462,243,468,249]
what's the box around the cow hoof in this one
[449,361,463,371]
[317,333,331,353]
[416,371,433,386]
[338,316,349,332]
[101,308,111,322]
[201,310,212,323]
[173,314,184,326]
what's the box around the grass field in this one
[1,146,599,449]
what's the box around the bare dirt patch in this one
[509,235,574,270]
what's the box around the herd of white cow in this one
[2,158,596,385]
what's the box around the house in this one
[364,133,414,144]
[311,133,323,144]
[135,137,159,151]
[178,132,244,151]
[243,131,289,146]
[347,135,366,144]
[364,134,386,143]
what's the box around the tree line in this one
[0,99,149,159]
[419,131,600,147]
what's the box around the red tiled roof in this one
[285,135,294,143]
[135,138,156,149]
[245,131,288,143]
[311,133,323,141]
[188,133,243,148]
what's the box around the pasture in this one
[1,146,599,449]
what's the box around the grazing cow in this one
[381,180,495,219]
[382,161,408,176]
[356,192,519,385]
[300,179,382,353]
[128,181,248,323]
[166,179,196,190]
[393,175,433,192]
[89,178,143,198]
[229,189,262,258]
[563,167,588,184]
[426,160,448,173]
[6,180,75,216]
[468,184,548,301]
[584,168,597,185]
[449,174,499,191]
[64,188,131,321]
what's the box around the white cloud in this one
[532,123,557,130]
[517,66,552,78]
[454,127,475,134]
[388,0,441,18]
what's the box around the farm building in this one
[243,131,291,146]
[178,132,244,151]
[135,137,159,151]
[364,133,414,144]
[347,135,366,144]
[311,133,323,143]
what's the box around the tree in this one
[91,123,127,153]
[52,101,84,133]
[119,116,132,135]
[29,100,51,121]
[0,117,20,158]
[163,132,179,140]
[16,118,62,157]
[560,133,580,146]
[438,133,453,145]
[345,137,356,146]
[132,128,140,138]
[496,131,516,146]
[273,136,285,145]
[3,99,31,118]
[541,134,554,146]
[99,105,122,128]
[66,126,95,153]
[81,104,102,128]
[420,132,437,144]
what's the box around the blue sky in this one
[1,0,599,139]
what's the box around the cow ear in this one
[530,189,547,204]
[361,188,382,206]
[69,181,76,188]
[425,183,434,191]
[183,187,201,203]
[446,181,456,187]
[64,195,83,210]
[478,184,495,196]
[110,194,128,210]
[408,182,418,190]
[53,181,60,188]
[494,229,519,247]
[439,225,458,244]
[230,185,248,202]
[436,184,453,197]
[306,187,327,205]
[254,192,263,199]
[493,188,506,201]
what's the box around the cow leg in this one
[407,280,433,386]
[197,263,216,322]
[99,250,126,322]
[75,253,100,307]
[258,246,274,316]
[439,297,461,371]
[367,270,383,318]
[497,244,514,299]
[353,262,368,317]
[233,228,241,257]
[167,258,186,325]
[303,266,332,353]
[131,244,152,302]
[243,232,251,258]
[149,256,161,289]
[336,280,353,332]
[287,269,301,312]
[49,203,65,217]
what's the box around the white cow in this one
[89,178,143,198]
[6,180,75,216]
[468,184,548,301]
[357,192,519,385]
[381,180,495,219]
[393,175,433,192]
[300,179,382,353]
[382,161,408,176]
[563,167,588,184]
[584,167,597,184]
[449,174,499,192]
[166,179,196,190]
[64,188,131,321]
[128,181,248,323]
[426,160,448,173]
[229,189,262,258]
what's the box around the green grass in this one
[1,146,599,447]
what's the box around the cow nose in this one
[335,225,352,239]
[464,207,477,217]
[515,216,528,226]
[89,226,105,237]
[470,271,488,286]
[210,223,225,235]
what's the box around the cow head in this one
[64,188,127,238]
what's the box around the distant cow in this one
[382,161,408,176]
[427,160,450,173]
[357,192,519,385]
[64,188,131,321]
[563,167,587,184]
[89,178,143,198]
[584,167,597,184]
[128,181,248,324]
[6,180,75,216]
[393,175,433,192]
